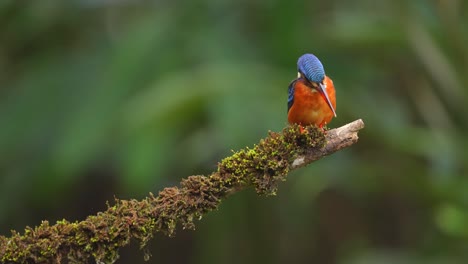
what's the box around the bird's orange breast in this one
[287,76,336,127]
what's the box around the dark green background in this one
[1,1,467,263]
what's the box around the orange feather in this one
[287,76,336,127]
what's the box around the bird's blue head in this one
[297,53,325,83]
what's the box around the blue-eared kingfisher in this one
[287,53,337,128]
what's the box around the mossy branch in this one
[0,119,364,264]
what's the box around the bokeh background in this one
[1,0,468,263]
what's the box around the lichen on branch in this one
[0,120,364,264]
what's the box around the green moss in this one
[0,124,326,263]
[219,124,326,195]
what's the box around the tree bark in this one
[0,119,365,264]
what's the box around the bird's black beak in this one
[318,83,337,117]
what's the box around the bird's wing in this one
[287,79,297,112]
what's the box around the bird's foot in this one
[319,124,327,134]
[299,126,307,134]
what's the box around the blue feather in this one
[287,80,296,112]
[297,54,325,83]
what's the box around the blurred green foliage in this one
[1,0,468,263]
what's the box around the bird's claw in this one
[299,126,307,134]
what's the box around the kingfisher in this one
[287,53,337,129]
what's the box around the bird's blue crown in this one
[297,53,325,83]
